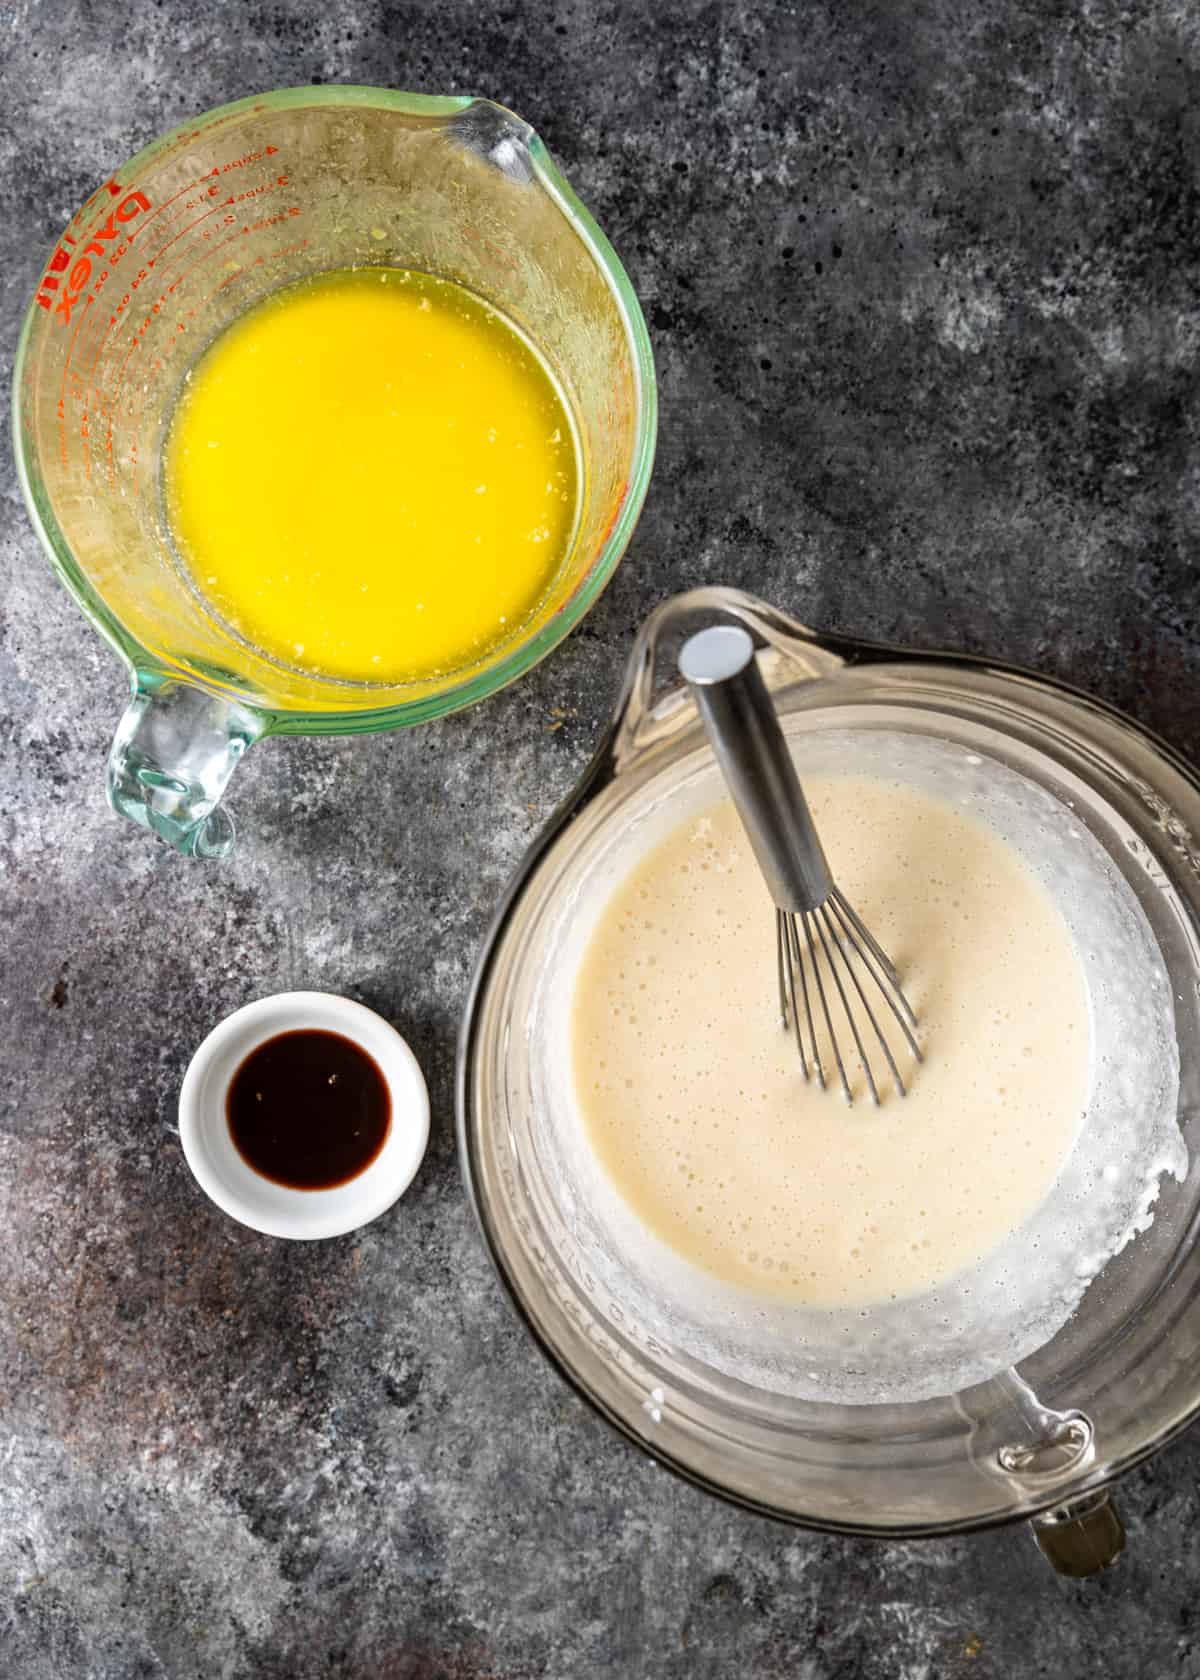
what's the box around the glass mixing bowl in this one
[458,587,1200,1574]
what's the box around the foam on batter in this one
[571,781,1089,1308]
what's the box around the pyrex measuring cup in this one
[13,87,656,858]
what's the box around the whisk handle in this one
[679,626,832,914]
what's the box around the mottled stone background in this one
[4,0,1200,1675]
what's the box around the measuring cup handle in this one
[106,674,265,859]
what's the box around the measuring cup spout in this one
[106,675,265,859]
[447,99,537,183]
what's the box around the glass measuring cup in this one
[459,586,1200,1573]
[13,87,656,857]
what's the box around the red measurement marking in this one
[108,104,270,194]
[144,202,225,269]
[144,208,299,325]
[131,182,234,268]
[62,311,101,472]
[151,221,242,304]
[38,132,281,321]
[34,230,76,309]
[120,230,310,474]
[43,188,151,324]
[221,173,289,208]
[69,297,114,407]
[181,247,254,316]
[41,179,120,299]
[42,123,284,311]
[84,312,117,402]
[598,485,627,550]
[101,308,150,486]
[148,193,219,244]
[81,281,148,475]
[125,365,156,455]
[124,354,164,470]
[124,174,212,239]
[129,154,284,253]
[78,310,119,487]
[461,223,519,274]
[91,267,156,433]
[77,177,122,221]
[57,294,93,465]
[103,218,247,474]
[63,152,298,481]
[105,334,144,481]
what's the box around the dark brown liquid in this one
[226,1030,390,1190]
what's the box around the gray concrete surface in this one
[3,0,1200,1675]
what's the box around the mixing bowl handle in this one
[106,672,265,859]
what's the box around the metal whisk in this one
[679,624,922,1106]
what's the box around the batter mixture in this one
[571,776,1091,1309]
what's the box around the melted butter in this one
[164,266,579,684]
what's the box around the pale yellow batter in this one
[571,778,1090,1308]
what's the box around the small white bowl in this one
[179,991,429,1240]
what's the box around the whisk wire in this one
[827,890,924,1064]
[776,909,810,1083]
[790,913,823,1088]
[775,894,922,1106]
[815,904,880,1106]
[803,910,847,1102]
[775,908,788,1030]
[821,899,907,1099]
[777,910,819,1085]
